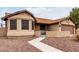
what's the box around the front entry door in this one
[40,24,46,35]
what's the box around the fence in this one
[0,28,7,37]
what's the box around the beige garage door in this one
[61,25,74,34]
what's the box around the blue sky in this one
[0,7,73,19]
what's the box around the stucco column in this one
[59,23,61,31]
[59,27,61,31]
[17,19,21,31]
[29,20,32,31]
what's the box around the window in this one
[21,20,29,29]
[32,21,35,30]
[10,19,17,30]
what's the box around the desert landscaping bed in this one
[0,37,41,52]
[41,37,79,52]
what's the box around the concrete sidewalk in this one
[28,36,63,52]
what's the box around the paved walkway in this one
[28,36,63,52]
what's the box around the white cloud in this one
[25,7,72,19]
[26,7,46,16]
[26,7,52,19]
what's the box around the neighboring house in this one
[1,10,75,37]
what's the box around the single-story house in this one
[1,10,75,37]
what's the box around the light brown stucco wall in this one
[47,23,59,31]
[8,13,34,21]
[35,31,41,37]
[7,13,35,36]
[46,31,73,37]
[61,19,75,26]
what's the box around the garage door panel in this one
[61,25,74,34]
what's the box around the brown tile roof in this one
[36,17,54,24]
[2,10,71,25]
[35,17,67,24]
[2,10,36,21]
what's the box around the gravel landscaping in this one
[0,37,41,52]
[41,37,79,52]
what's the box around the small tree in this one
[70,7,79,29]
